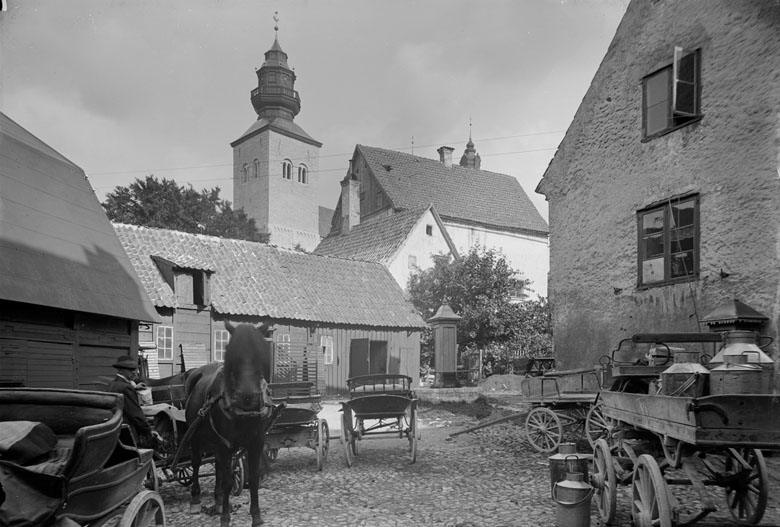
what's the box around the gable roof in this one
[355,145,549,235]
[314,204,456,264]
[114,223,426,329]
[0,112,159,323]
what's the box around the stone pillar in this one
[429,304,462,388]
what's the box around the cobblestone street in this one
[157,401,780,527]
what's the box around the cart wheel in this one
[525,407,563,453]
[341,411,354,467]
[592,438,617,524]
[585,402,613,448]
[231,455,245,496]
[408,406,418,464]
[724,447,768,525]
[143,459,160,492]
[118,490,165,527]
[175,466,193,486]
[316,419,330,471]
[152,414,176,464]
[631,454,672,527]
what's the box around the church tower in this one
[231,15,323,251]
[459,126,481,170]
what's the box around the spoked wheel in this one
[230,455,245,496]
[724,447,768,525]
[315,419,330,471]
[525,407,563,453]
[631,454,672,527]
[118,490,165,527]
[341,411,354,467]
[152,415,177,464]
[408,405,418,464]
[585,402,614,449]
[143,460,159,492]
[591,438,617,525]
[174,465,193,486]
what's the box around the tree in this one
[102,175,269,243]
[407,246,552,375]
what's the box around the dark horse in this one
[184,321,279,527]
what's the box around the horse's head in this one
[222,321,273,415]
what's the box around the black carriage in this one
[0,388,164,527]
[340,374,419,466]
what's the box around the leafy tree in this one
[102,175,269,243]
[407,246,552,376]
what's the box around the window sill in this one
[642,115,703,142]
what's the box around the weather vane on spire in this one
[273,11,279,33]
[469,117,473,140]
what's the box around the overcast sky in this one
[0,0,628,221]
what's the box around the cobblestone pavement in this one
[156,405,780,527]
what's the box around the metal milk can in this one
[709,352,772,394]
[552,471,593,527]
[660,349,709,397]
[548,444,591,496]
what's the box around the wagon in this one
[340,374,419,466]
[0,387,165,527]
[264,381,330,471]
[590,332,780,526]
[520,366,604,453]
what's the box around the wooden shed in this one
[0,112,159,389]
[114,223,427,394]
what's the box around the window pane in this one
[671,251,694,278]
[677,53,695,83]
[671,200,695,227]
[642,210,665,235]
[670,225,694,252]
[646,103,669,136]
[645,70,669,105]
[642,257,665,283]
[643,234,664,258]
[674,82,695,115]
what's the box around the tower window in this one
[426,225,433,236]
[242,164,249,184]
[298,164,308,184]
[282,160,293,180]
[253,159,260,179]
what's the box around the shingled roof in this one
[114,223,426,329]
[355,145,549,235]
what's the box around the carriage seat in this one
[347,374,414,398]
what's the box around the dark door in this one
[349,339,369,378]
[369,341,388,374]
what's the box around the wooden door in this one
[349,339,369,378]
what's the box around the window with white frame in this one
[282,160,293,180]
[642,47,701,139]
[297,164,308,184]
[156,325,173,360]
[214,329,229,362]
[321,335,334,365]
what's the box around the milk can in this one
[709,352,772,395]
[660,349,709,397]
[709,330,774,369]
[552,471,593,527]
[548,444,591,496]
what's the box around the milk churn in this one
[552,471,593,527]
[660,349,709,397]
[709,330,774,370]
[548,444,591,496]
[710,352,772,394]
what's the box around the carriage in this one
[340,374,419,466]
[0,388,164,527]
[589,332,780,526]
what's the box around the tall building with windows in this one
[231,25,326,251]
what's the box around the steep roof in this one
[231,116,322,148]
[314,205,438,263]
[356,145,548,235]
[114,223,426,329]
[0,112,159,322]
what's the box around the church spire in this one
[250,11,301,120]
[459,119,481,169]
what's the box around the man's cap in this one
[113,355,138,370]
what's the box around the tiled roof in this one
[314,206,429,263]
[113,223,426,329]
[356,145,549,235]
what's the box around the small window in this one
[253,159,260,179]
[156,326,173,360]
[242,164,249,184]
[425,225,433,236]
[282,160,293,180]
[277,333,291,354]
[642,48,701,139]
[214,329,229,362]
[297,164,308,184]
[268,72,277,83]
[637,195,699,287]
[321,335,334,365]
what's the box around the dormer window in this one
[282,160,293,180]
[298,164,308,184]
[642,47,701,140]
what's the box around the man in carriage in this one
[106,355,161,448]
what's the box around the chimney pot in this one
[437,146,455,168]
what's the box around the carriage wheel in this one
[341,411,354,467]
[315,419,330,471]
[408,406,418,464]
[175,465,193,486]
[152,415,177,464]
[230,455,245,497]
[631,454,672,527]
[525,407,563,453]
[724,448,768,525]
[118,490,165,527]
[592,438,617,524]
[143,460,159,493]
[585,402,614,448]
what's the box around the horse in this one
[183,321,280,527]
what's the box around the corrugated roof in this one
[314,206,429,263]
[356,145,549,235]
[114,223,427,329]
[0,112,160,323]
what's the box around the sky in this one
[0,0,629,221]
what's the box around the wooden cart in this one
[340,374,419,466]
[591,332,778,526]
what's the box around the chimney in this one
[340,171,360,234]
[437,146,454,168]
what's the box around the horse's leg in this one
[215,448,233,527]
[248,444,263,526]
[189,438,202,514]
